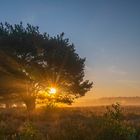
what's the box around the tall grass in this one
[0,104,139,140]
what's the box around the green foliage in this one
[104,102,123,121]
[19,121,43,140]
[96,118,136,140]
[96,103,137,140]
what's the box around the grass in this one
[0,105,140,140]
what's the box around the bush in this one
[19,121,44,140]
[96,103,137,140]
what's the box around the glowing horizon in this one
[0,0,140,106]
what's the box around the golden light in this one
[49,87,57,94]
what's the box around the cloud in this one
[116,79,140,90]
[117,79,140,84]
[108,65,127,76]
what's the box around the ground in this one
[0,106,140,140]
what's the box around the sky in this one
[0,0,140,104]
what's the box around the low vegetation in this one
[0,104,140,140]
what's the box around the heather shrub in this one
[19,121,44,140]
[95,103,137,140]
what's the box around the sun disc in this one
[49,87,57,94]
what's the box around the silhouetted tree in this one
[0,22,93,111]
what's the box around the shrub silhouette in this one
[96,103,137,140]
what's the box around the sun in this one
[49,87,57,94]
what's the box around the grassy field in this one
[0,105,140,140]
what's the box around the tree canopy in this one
[0,22,93,110]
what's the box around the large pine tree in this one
[0,22,93,111]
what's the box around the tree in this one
[0,22,93,111]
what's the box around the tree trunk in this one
[5,103,11,109]
[24,97,36,112]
